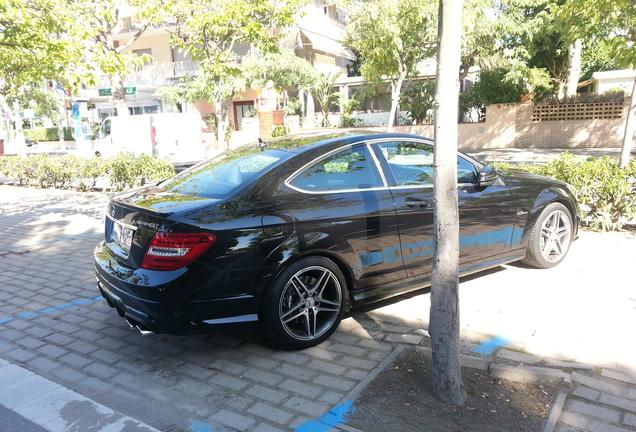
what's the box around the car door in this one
[455,155,518,269]
[371,140,435,279]
[371,139,518,280]
[285,143,407,294]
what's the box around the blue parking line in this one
[0,295,103,325]
[188,419,214,432]
[472,335,509,355]
[295,400,355,432]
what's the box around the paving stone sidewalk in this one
[466,346,636,432]
[1,185,635,432]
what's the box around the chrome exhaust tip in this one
[124,318,135,328]
[136,325,154,336]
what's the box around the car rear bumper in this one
[93,242,259,334]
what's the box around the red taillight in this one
[141,232,215,271]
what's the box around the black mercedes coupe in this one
[94,132,579,349]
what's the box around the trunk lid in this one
[105,187,220,268]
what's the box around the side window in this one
[457,156,478,184]
[376,141,434,186]
[290,145,383,192]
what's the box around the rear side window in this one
[289,145,383,192]
[160,149,289,198]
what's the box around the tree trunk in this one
[387,72,405,132]
[619,77,636,168]
[429,0,467,407]
[57,102,66,150]
[557,82,566,100]
[214,85,226,150]
[113,75,128,116]
[566,39,583,98]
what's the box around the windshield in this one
[159,148,291,198]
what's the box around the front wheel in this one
[522,202,573,269]
[261,256,347,350]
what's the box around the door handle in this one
[405,197,431,208]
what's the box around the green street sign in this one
[98,86,136,97]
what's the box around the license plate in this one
[112,220,134,252]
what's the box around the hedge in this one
[492,153,636,231]
[0,153,175,192]
[23,127,75,142]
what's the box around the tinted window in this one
[290,145,383,192]
[377,141,434,186]
[377,141,479,186]
[160,149,290,198]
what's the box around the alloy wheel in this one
[539,209,571,263]
[278,265,342,341]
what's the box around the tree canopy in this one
[0,0,83,89]
[168,0,305,146]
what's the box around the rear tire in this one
[522,202,573,269]
[261,256,348,350]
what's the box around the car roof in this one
[264,131,433,154]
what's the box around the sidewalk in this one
[463,147,636,164]
[0,358,158,432]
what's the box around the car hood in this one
[112,186,221,215]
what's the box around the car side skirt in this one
[351,249,527,305]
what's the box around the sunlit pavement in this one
[1,185,636,432]
[368,229,636,372]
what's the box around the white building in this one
[591,69,636,95]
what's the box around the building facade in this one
[76,0,355,133]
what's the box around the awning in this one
[297,28,356,61]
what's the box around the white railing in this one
[126,61,201,86]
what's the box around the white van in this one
[93,113,206,164]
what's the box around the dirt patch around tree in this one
[347,347,558,432]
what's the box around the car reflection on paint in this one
[94,132,580,350]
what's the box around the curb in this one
[540,390,569,432]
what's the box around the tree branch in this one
[115,23,150,53]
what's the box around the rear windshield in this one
[159,148,291,198]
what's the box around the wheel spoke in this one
[283,308,306,324]
[553,239,563,256]
[542,239,553,258]
[292,276,310,295]
[554,212,562,230]
[318,298,339,307]
[316,305,339,313]
[281,302,304,321]
[304,309,316,337]
[311,270,330,295]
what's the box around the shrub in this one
[271,125,288,138]
[493,154,636,231]
[77,157,107,191]
[0,153,173,191]
[23,127,74,142]
[283,98,302,116]
[400,80,435,124]
[107,153,175,191]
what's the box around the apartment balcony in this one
[126,61,201,87]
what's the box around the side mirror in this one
[479,165,499,186]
